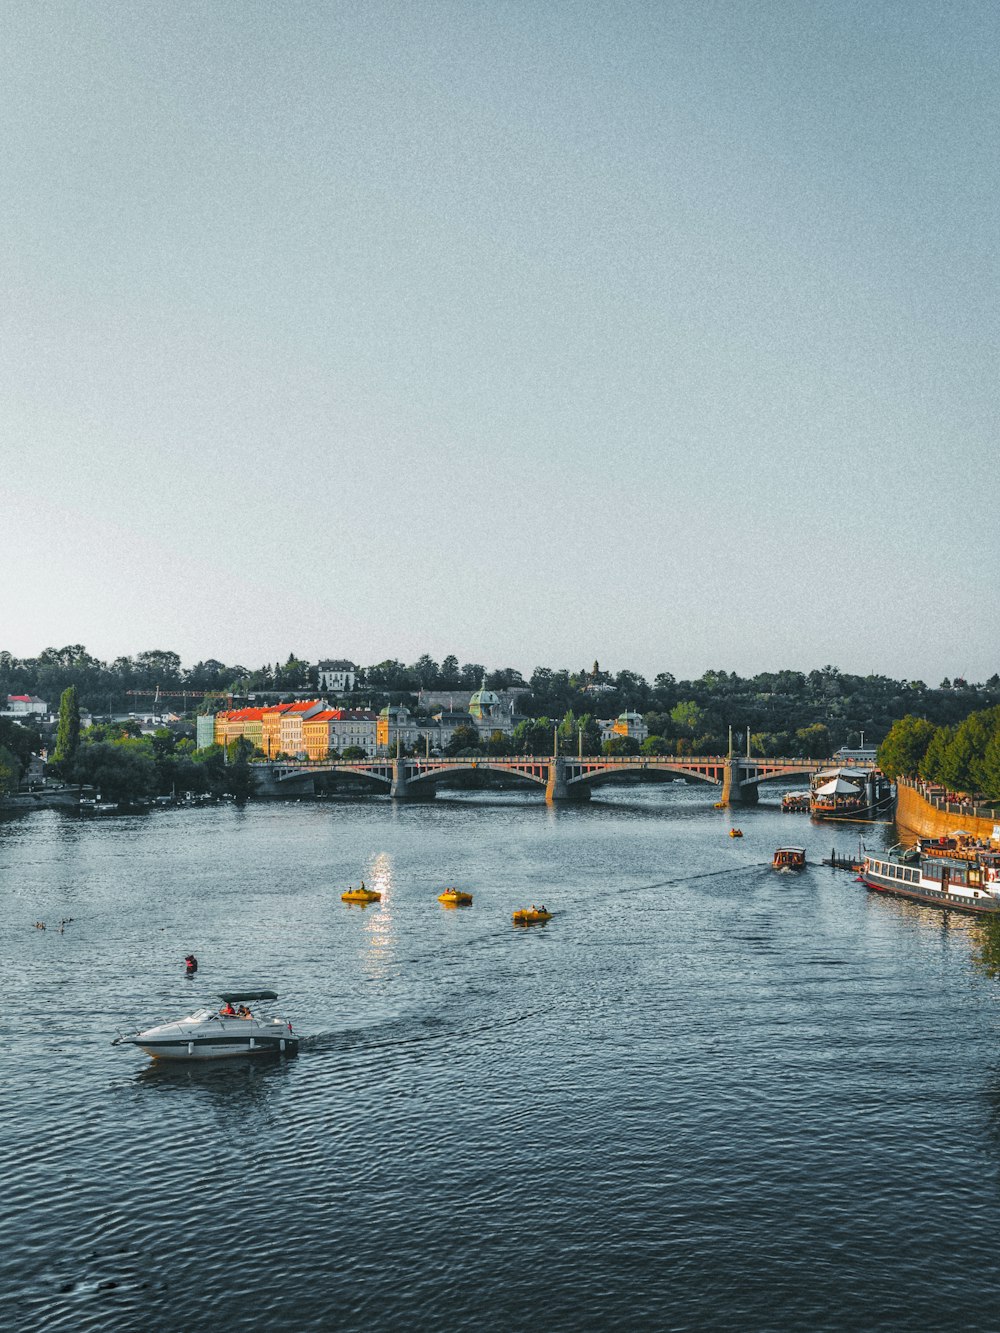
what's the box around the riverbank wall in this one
[895,778,1000,841]
[0,786,91,812]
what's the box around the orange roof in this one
[305,710,341,722]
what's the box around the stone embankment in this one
[895,777,1000,841]
[0,786,93,812]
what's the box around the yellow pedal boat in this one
[438,888,473,906]
[729,828,743,838]
[341,886,380,903]
[512,906,552,925]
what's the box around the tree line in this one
[877,706,1000,801]
[0,686,255,801]
[3,645,999,759]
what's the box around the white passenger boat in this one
[113,990,299,1060]
[861,838,1000,915]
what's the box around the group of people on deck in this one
[219,1001,253,1019]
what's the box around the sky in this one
[2,1,997,684]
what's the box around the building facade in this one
[601,711,649,745]
[5,694,48,716]
[302,709,378,759]
[317,660,357,695]
[377,705,423,755]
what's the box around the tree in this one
[0,743,20,795]
[135,649,182,685]
[671,701,705,734]
[446,724,480,756]
[71,740,156,801]
[603,735,640,756]
[558,709,579,755]
[342,746,367,761]
[579,713,602,754]
[918,725,951,783]
[877,715,937,779]
[794,724,832,759]
[409,654,439,688]
[511,717,552,754]
[54,686,81,770]
[0,716,40,770]
[224,736,258,800]
[439,656,461,687]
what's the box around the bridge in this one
[253,754,834,805]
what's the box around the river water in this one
[3,785,1000,1331]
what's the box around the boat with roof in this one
[809,767,894,822]
[773,847,806,870]
[861,836,1000,914]
[112,990,299,1059]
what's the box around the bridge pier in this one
[390,761,436,801]
[545,758,590,803]
[721,758,759,807]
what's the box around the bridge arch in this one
[748,765,819,786]
[566,761,725,790]
[405,760,548,792]
[567,765,708,791]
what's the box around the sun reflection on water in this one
[360,851,396,978]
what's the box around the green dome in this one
[469,684,499,717]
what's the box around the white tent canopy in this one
[814,777,860,796]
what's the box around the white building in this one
[5,694,48,716]
[600,711,649,745]
[317,660,357,695]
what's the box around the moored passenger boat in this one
[861,839,1000,914]
[810,767,894,822]
[781,791,810,812]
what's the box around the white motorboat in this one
[113,990,299,1060]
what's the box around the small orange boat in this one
[438,888,473,906]
[341,884,380,904]
[513,906,552,925]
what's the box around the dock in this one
[822,848,865,872]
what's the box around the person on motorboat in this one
[220,1000,236,1016]
[237,1005,251,1019]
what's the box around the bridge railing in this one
[255,753,836,770]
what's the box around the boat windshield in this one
[187,1007,217,1022]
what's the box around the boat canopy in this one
[217,990,278,1002]
[814,777,860,796]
